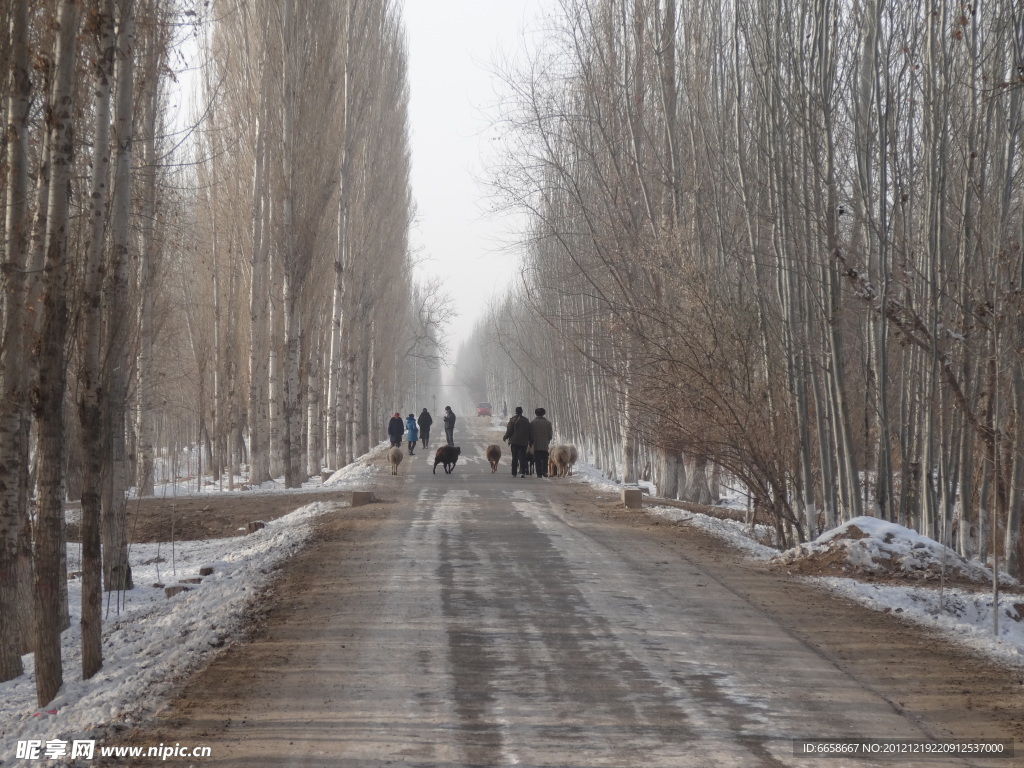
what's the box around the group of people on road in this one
[387,403,553,476]
[387,406,457,454]
[503,407,553,478]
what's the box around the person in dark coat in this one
[443,406,456,446]
[530,407,553,478]
[417,408,433,449]
[387,412,404,447]
[503,406,533,477]
[405,413,419,454]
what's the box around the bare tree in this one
[0,0,32,682]
[32,0,82,706]
[78,0,118,679]
[100,0,136,593]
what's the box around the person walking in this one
[503,406,533,477]
[443,406,456,446]
[530,407,553,478]
[417,408,433,449]
[387,412,404,447]
[405,413,419,454]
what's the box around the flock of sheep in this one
[484,443,577,477]
[387,443,577,477]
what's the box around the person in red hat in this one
[387,412,404,447]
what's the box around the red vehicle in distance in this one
[476,402,492,417]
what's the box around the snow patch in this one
[775,516,1015,586]
[815,577,1024,669]
[647,505,778,561]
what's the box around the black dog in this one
[433,445,461,474]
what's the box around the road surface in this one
[119,417,1022,767]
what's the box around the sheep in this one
[485,444,501,473]
[551,445,571,477]
[388,446,403,475]
[433,445,461,474]
[548,444,578,477]
[566,445,578,475]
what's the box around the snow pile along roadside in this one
[647,505,778,561]
[774,515,1015,586]
[816,577,1024,668]
[0,500,341,764]
[323,449,387,486]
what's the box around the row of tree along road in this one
[0,0,445,705]
[458,0,1024,584]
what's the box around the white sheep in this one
[388,446,403,475]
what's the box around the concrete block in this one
[351,491,372,507]
[247,521,266,533]
[165,585,191,598]
[199,566,214,576]
[622,488,643,509]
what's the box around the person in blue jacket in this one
[405,413,419,454]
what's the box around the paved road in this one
[134,418,1016,767]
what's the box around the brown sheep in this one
[485,444,501,473]
[388,446,403,475]
[433,445,461,474]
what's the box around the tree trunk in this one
[268,247,284,479]
[306,324,322,477]
[326,262,344,468]
[356,326,370,456]
[0,0,32,682]
[78,0,117,679]
[282,272,303,487]
[102,0,136,593]
[619,355,637,485]
[687,456,714,506]
[247,75,271,485]
[343,332,355,465]
[656,447,679,500]
[32,0,82,706]
[134,13,161,499]
[326,4,352,470]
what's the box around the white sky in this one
[402,0,552,345]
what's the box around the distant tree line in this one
[0,0,440,705]
[462,0,1024,574]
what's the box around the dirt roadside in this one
[97,466,1024,762]
[66,489,359,544]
